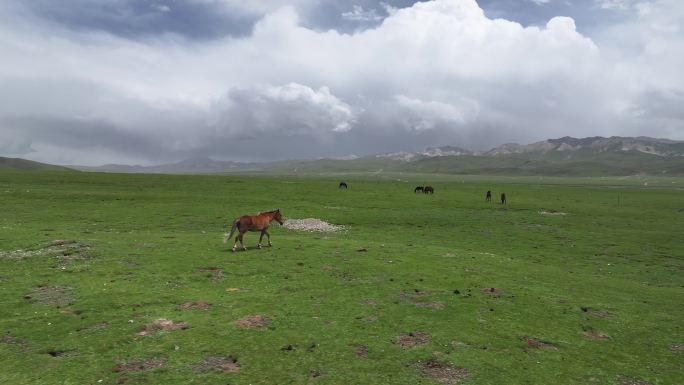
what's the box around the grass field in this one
[1,170,683,385]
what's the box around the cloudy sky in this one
[0,0,682,165]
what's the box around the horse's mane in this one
[258,209,279,215]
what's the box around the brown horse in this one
[223,209,284,252]
[500,192,507,205]
[424,186,434,194]
[486,190,492,202]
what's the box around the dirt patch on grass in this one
[330,269,353,281]
[397,332,431,348]
[482,287,503,296]
[522,337,558,350]
[233,315,272,329]
[539,210,567,216]
[583,330,610,340]
[618,376,654,385]
[580,307,613,318]
[179,301,212,310]
[669,344,684,352]
[24,285,75,306]
[137,318,189,336]
[1,240,90,261]
[114,358,166,372]
[418,359,470,384]
[196,267,224,282]
[1,334,26,345]
[400,289,444,309]
[192,356,241,373]
[354,345,368,357]
[282,218,345,232]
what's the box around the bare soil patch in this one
[583,330,610,340]
[282,218,345,232]
[179,301,212,310]
[397,332,431,348]
[539,210,567,216]
[114,358,166,372]
[354,345,368,357]
[418,359,470,385]
[1,240,90,261]
[482,287,503,296]
[24,285,75,306]
[522,337,558,350]
[137,318,189,336]
[580,307,613,318]
[330,269,353,281]
[1,334,26,345]
[192,356,241,373]
[196,267,224,282]
[234,314,272,329]
[618,376,654,385]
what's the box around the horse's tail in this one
[223,219,239,244]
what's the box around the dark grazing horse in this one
[414,186,424,193]
[339,182,348,189]
[223,209,284,252]
[423,186,434,194]
[486,190,492,202]
[500,192,507,205]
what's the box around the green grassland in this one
[1,170,683,385]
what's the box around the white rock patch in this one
[282,218,345,232]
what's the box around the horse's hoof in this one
[243,247,247,251]
[257,244,262,249]
[231,248,236,252]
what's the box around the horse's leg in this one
[238,231,247,251]
[264,230,271,246]
[232,233,239,252]
[258,230,265,249]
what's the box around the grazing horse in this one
[339,182,348,189]
[223,209,284,252]
[486,190,492,202]
[414,186,424,193]
[500,192,507,205]
[423,186,434,194]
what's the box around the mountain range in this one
[4,136,684,176]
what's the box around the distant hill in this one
[69,136,684,176]
[73,157,258,174]
[268,136,684,176]
[0,157,74,171]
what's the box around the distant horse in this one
[500,192,507,205]
[486,190,492,202]
[223,209,284,252]
[339,182,348,189]
[414,186,424,193]
[424,186,434,194]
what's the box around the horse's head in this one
[272,209,284,225]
